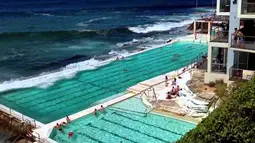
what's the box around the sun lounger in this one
[191,99,209,105]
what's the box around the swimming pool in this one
[50,97,196,143]
[0,42,207,123]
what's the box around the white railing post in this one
[9,108,11,116]
[34,120,36,128]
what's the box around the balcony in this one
[231,35,255,52]
[210,29,229,43]
[229,65,255,81]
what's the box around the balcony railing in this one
[231,35,255,51]
[212,63,227,73]
[241,2,255,14]
[229,66,255,81]
[210,29,229,43]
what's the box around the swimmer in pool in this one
[93,109,97,116]
[100,105,105,113]
[61,122,67,127]
[66,116,71,123]
[68,131,73,138]
[55,123,62,131]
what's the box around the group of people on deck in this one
[165,70,184,100]
[166,77,182,99]
[55,116,73,138]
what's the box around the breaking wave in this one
[128,19,194,34]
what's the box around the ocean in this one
[0,0,214,91]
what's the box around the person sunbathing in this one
[166,92,172,99]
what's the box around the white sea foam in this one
[116,39,139,48]
[0,58,112,92]
[88,17,111,23]
[77,17,111,27]
[34,13,53,17]
[108,49,130,57]
[76,22,88,27]
[116,37,154,48]
[128,19,194,34]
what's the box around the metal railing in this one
[210,29,229,43]
[231,35,255,50]
[212,63,227,73]
[241,2,255,14]
[0,104,43,142]
[229,65,255,81]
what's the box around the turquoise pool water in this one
[50,97,196,143]
[0,42,207,123]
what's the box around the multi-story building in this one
[204,0,255,84]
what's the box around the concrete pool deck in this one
[0,34,209,142]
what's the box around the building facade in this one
[204,0,255,84]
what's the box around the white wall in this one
[227,0,240,75]
[204,72,229,84]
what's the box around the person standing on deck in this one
[165,75,169,87]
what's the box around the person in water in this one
[116,57,119,60]
[93,109,97,116]
[61,122,67,127]
[100,105,105,113]
[167,39,172,43]
[55,123,62,131]
[66,116,71,123]
[68,131,73,138]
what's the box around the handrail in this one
[234,35,255,38]
[0,104,39,128]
